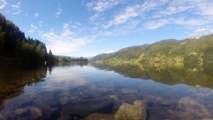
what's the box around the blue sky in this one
[0,0,213,57]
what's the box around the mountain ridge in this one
[91,33,213,69]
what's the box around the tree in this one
[47,50,56,66]
[0,13,48,66]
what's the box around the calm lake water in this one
[0,63,213,120]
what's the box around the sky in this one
[0,0,213,57]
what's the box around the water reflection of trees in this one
[46,61,88,74]
[0,67,47,109]
[55,61,88,67]
[92,63,213,88]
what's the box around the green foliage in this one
[183,54,200,69]
[112,45,149,60]
[92,34,213,69]
[203,47,213,62]
[0,13,48,66]
[92,63,213,88]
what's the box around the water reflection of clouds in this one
[46,77,86,91]
[26,67,87,92]
[1,65,213,119]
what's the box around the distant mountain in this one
[91,34,213,69]
[0,13,48,66]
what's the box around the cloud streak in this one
[103,0,169,29]
[87,0,122,12]
[34,13,39,17]
[86,0,213,37]
[11,2,22,15]
[55,4,62,18]
[42,23,94,55]
[0,0,7,9]
[105,6,138,28]
[28,23,38,33]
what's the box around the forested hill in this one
[91,34,213,68]
[0,13,48,66]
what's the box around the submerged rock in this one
[57,112,70,120]
[114,100,146,120]
[202,118,213,120]
[86,113,114,120]
[0,113,4,120]
[14,106,42,119]
[122,88,138,94]
[178,97,210,116]
[108,95,121,113]
[61,96,114,117]
[109,95,119,101]
[169,97,211,119]
[28,106,42,119]
[14,108,27,115]
[147,95,173,105]
[59,96,69,105]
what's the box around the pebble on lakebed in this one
[86,100,147,120]
[0,113,4,119]
[15,108,27,115]
[168,97,212,119]
[14,106,42,119]
[86,113,114,120]
[115,100,146,120]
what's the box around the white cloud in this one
[144,17,208,30]
[104,0,168,29]
[182,0,213,16]
[0,0,7,9]
[174,18,207,26]
[42,23,94,55]
[194,28,208,33]
[63,21,83,30]
[87,0,123,21]
[28,22,44,34]
[11,2,21,15]
[144,19,169,30]
[105,49,115,53]
[87,0,122,12]
[55,4,62,18]
[34,13,39,17]
[153,0,213,19]
[28,23,38,33]
[85,0,213,38]
[30,23,38,29]
[13,10,21,15]
[105,6,138,28]
[193,25,213,35]
[44,34,87,54]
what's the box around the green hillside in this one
[91,34,213,69]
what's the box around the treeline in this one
[0,13,49,66]
[46,52,88,66]
[91,34,213,69]
[55,56,88,62]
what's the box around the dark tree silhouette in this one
[47,50,56,66]
[0,13,48,66]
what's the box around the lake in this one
[0,63,213,120]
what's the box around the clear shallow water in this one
[0,64,213,120]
